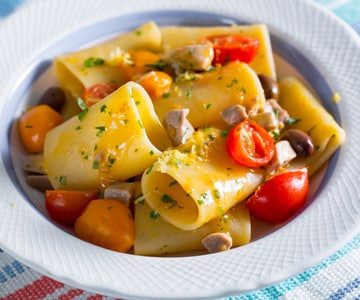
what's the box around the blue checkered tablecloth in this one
[1,0,360,299]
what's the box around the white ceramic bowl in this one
[1,0,359,299]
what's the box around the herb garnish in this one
[83,57,105,68]
[77,98,88,121]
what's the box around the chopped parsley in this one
[92,161,99,169]
[145,164,153,175]
[161,194,181,209]
[162,92,171,99]
[226,78,238,88]
[185,86,193,98]
[95,126,106,137]
[107,156,116,167]
[150,210,160,219]
[59,175,67,185]
[100,105,107,113]
[77,97,88,121]
[287,117,300,125]
[83,57,105,68]
[145,61,170,71]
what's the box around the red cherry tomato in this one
[45,190,99,226]
[246,168,309,223]
[203,34,259,65]
[226,119,275,167]
[82,82,118,107]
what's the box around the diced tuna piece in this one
[163,108,194,146]
[267,140,297,174]
[104,182,137,206]
[202,232,233,253]
[171,42,214,71]
[220,104,248,126]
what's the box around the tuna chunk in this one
[104,182,138,206]
[163,108,194,146]
[220,104,248,126]
[202,232,233,253]
[170,42,214,71]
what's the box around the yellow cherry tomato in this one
[18,104,64,153]
[74,199,135,253]
[135,70,173,99]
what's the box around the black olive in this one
[38,87,66,112]
[258,74,279,100]
[281,129,315,157]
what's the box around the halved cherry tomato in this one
[203,34,259,65]
[82,82,118,107]
[246,167,309,223]
[74,199,135,253]
[135,70,173,99]
[226,119,275,167]
[45,190,99,226]
[18,104,64,153]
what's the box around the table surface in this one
[1,0,360,299]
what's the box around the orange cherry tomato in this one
[119,50,160,80]
[18,104,64,153]
[82,82,118,107]
[74,199,135,253]
[45,190,99,226]
[246,168,309,223]
[226,119,275,167]
[135,70,173,99]
[203,34,259,65]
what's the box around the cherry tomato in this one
[226,119,275,167]
[45,190,99,226]
[82,82,118,107]
[135,70,173,99]
[18,104,64,153]
[74,199,135,253]
[203,34,259,65]
[246,168,309,223]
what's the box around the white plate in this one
[0,0,359,299]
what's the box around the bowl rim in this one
[0,0,360,299]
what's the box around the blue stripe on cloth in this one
[333,0,360,34]
[0,261,26,283]
[0,0,25,18]
[221,233,360,299]
[328,277,360,300]
[313,0,336,5]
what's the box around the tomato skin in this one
[18,104,64,153]
[74,199,135,253]
[203,34,259,65]
[246,168,309,223]
[226,119,275,167]
[82,82,118,107]
[135,70,173,99]
[45,190,99,226]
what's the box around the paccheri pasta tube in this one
[134,198,251,256]
[279,77,346,176]
[141,127,265,230]
[153,62,266,128]
[54,22,162,101]
[44,82,171,190]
